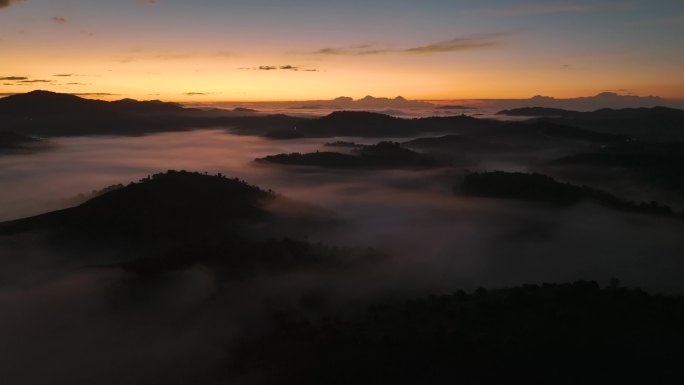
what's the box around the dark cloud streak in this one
[240,65,319,72]
[307,33,509,56]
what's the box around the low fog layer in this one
[2,130,683,291]
[2,130,684,384]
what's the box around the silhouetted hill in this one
[323,141,365,148]
[498,106,684,141]
[263,111,501,139]
[246,110,658,143]
[268,111,408,138]
[553,141,684,194]
[0,90,183,116]
[0,90,308,136]
[230,281,684,385]
[402,135,530,160]
[403,134,474,148]
[470,121,628,144]
[460,171,678,217]
[7,91,679,142]
[401,121,626,162]
[489,92,672,111]
[0,171,355,276]
[497,107,580,117]
[0,170,274,239]
[257,152,364,168]
[256,142,442,169]
[555,141,684,169]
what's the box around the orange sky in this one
[1,0,683,101]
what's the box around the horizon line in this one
[2,89,682,104]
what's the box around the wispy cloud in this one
[661,14,684,24]
[484,2,590,16]
[183,92,212,96]
[114,50,233,63]
[306,33,508,56]
[115,52,193,63]
[50,17,67,24]
[240,65,319,72]
[73,92,119,97]
[0,0,25,10]
[633,14,684,26]
[0,76,53,85]
[473,1,637,17]
[404,35,506,54]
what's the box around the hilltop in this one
[0,170,352,276]
[256,141,442,169]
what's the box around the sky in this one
[1,0,683,101]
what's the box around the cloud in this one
[307,33,508,56]
[1,76,53,84]
[115,52,196,63]
[634,14,684,26]
[51,17,67,24]
[240,65,319,72]
[404,34,506,54]
[601,88,636,95]
[183,92,212,96]
[663,14,684,24]
[73,93,119,97]
[0,0,25,10]
[53,74,73,77]
[137,0,157,4]
[485,2,590,16]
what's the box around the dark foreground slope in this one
[231,281,684,385]
[0,171,368,277]
[0,170,273,239]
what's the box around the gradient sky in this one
[1,0,683,101]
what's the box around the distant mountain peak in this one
[531,95,555,100]
[115,98,138,103]
[12,89,83,100]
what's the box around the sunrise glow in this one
[2,0,683,102]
